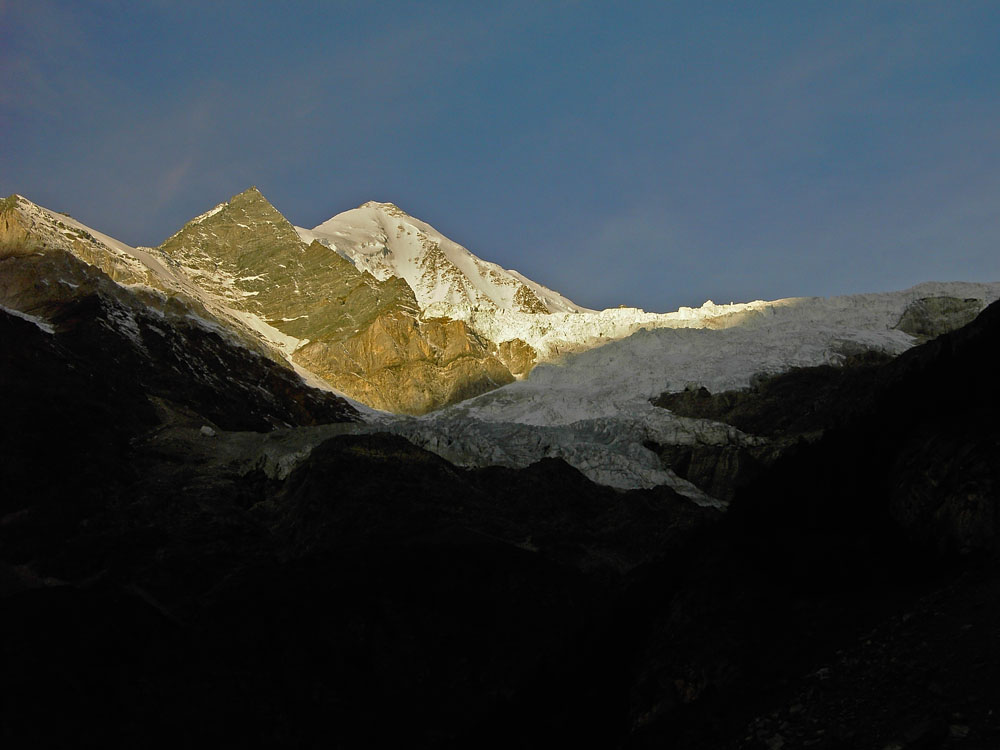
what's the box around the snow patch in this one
[1,304,55,334]
[189,202,227,225]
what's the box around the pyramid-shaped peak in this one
[230,185,273,205]
[207,186,285,219]
[161,186,299,251]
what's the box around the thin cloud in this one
[156,156,194,207]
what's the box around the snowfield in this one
[439,284,997,426]
[296,201,590,315]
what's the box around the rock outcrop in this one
[895,295,985,342]
[497,337,537,377]
[1,194,165,288]
[295,309,514,414]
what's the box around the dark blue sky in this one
[3,1,999,311]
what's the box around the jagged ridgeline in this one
[7,187,1000,427]
[0,194,358,430]
[3,186,666,418]
[158,188,518,414]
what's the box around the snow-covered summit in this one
[295,201,591,316]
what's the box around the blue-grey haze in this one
[2,1,998,311]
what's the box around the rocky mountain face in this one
[0,194,172,290]
[0,195,359,521]
[0,190,526,416]
[157,188,516,413]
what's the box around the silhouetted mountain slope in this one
[0,250,356,586]
[0,422,713,748]
[653,349,895,439]
[625,300,1000,748]
[4,299,1000,748]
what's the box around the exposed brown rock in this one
[513,283,549,314]
[295,310,513,414]
[1,195,165,287]
[0,197,37,256]
[497,337,537,377]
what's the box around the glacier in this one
[356,282,1000,502]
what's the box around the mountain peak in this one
[357,200,408,218]
[301,202,591,315]
[230,185,274,207]
[159,185,302,280]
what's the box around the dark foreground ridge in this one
[2,293,1000,747]
[631,299,1000,748]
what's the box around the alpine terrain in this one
[3,187,1000,748]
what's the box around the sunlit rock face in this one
[158,188,515,414]
[497,337,537,377]
[0,194,167,288]
[0,195,35,253]
[294,309,514,415]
